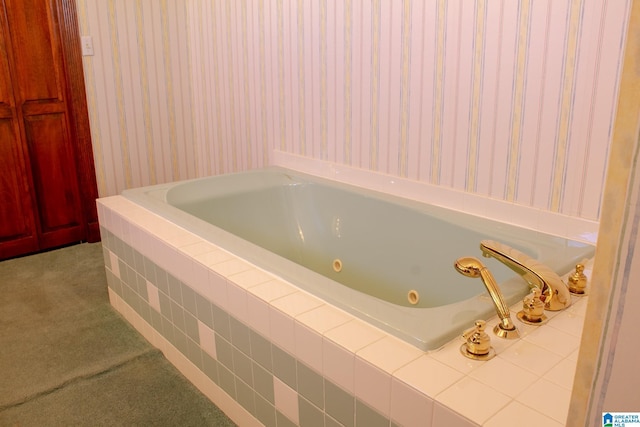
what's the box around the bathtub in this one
[121,167,594,351]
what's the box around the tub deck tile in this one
[393,355,464,398]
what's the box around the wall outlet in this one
[81,36,94,56]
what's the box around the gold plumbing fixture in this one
[460,319,495,360]
[479,240,572,311]
[332,259,343,272]
[568,263,588,295]
[517,287,547,325]
[454,257,519,339]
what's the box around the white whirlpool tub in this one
[121,167,594,351]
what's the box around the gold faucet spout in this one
[454,257,519,339]
[479,240,571,311]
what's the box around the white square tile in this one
[568,295,589,316]
[324,319,385,353]
[356,336,422,374]
[145,218,169,239]
[269,307,296,354]
[129,225,144,253]
[436,377,511,425]
[154,222,183,242]
[432,401,477,427]
[226,282,248,323]
[248,279,297,302]
[274,377,299,425]
[390,377,434,427]
[206,271,229,308]
[198,320,217,358]
[246,293,271,337]
[393,356,465,398]
[109,251,120,278]
[499,340,563,376]
[137,228,157,256]
[468,357,538,398]
[211,258,253,277]
[189,261,210,297]
[294,322,323,372]
[193,248,234,267]
[522,326,580,357]
[166,230,200,248]
[153,243,177,275]
[180,240,215,257]
[147,235,168,266]
[228,268,275,289]
[355,357,392,416]
[119,218,132,245]
[170,250,195,285]
[295,304,352,334]
[430,339,486,375]
[543,357,578,390]
[270,292,324,318]
[485,401,562,427]
[107,287,120,310]
[567,348,580,362]
[147,281,160,312]
[548,306,587,337]
[516,378,571,424]
[323,337,356,393]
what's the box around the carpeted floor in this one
[0,242,236,426]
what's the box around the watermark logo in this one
[603,413,640,426]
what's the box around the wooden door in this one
[0,11,39,257]
[0,0,99,260]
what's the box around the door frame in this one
[54,0,100,243]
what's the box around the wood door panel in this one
[5,0,60,102]
[0,2,39,257]
[0,8,10,107]
[0,119,38,253]
[0,3,12,115]
[22,100,65,116]
[24,113,82,234]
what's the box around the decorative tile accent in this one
[198,320,216,358]
[274,377,299,425]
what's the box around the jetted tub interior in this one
[123,167,594,350]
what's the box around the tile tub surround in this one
[98,196,591,427]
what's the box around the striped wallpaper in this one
[77,0,631,222]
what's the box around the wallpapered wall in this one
[77,0,631,221]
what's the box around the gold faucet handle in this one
[517,287,548,325]
[460,320,495,360]
[568,263,588,295]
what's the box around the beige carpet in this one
[0,243,236,426]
